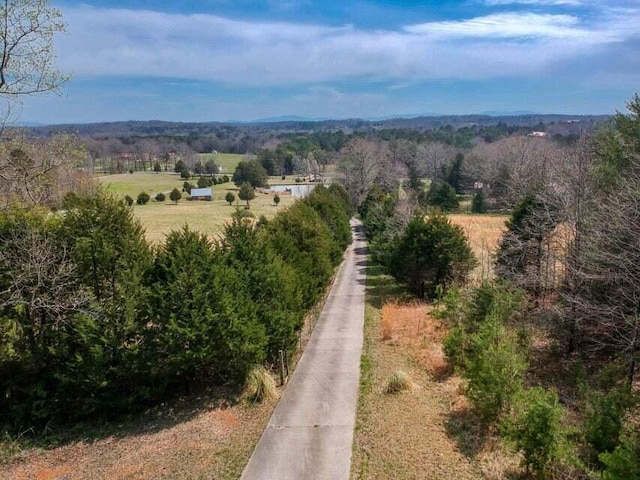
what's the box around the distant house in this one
[189,188,212,201]
[528,131,547,137]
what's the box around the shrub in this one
[197,176,210,188]
[174,159,186,173]
[274,194,280,206]
[584,386,635,458]
[136,191,150,205]
[238,182,255,207]
[244,366,279,403]
[464,312,527,423]
[225,191,235,205]
[600,427,640,480]
[155,192,166,202]
[124,195,134,206]
[384,371,413,394]
[471,190,487,213]
[503,387,566,477]
[424,180,459,211]
[169,187,182,204]
[233,208,255,219]
[222,175,230,183]
[180,169,191,179]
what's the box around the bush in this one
[124,195,134,206]
[584,386,635,458]
[238,182,255,207]
[136,191,150,205]
[128,169,134,174]
[464,312,527,423]
[274,194,280,206]
[155,192,166,202]
[169,187,182,204]
[471,190,487,213]
[244,366,278,403]
[424,180,459,211]
[225,191,235,205]
[601,427,640,480]
[232,208,255,219]
[384,371,413,394]
[503,387,566,477]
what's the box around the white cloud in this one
[405,13,588,39]
[55,5,640,86]
[483,0,582,6]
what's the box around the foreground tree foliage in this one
[0,185,352,430]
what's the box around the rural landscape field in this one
[1,0,640,479]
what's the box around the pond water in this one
[268,184,316,197]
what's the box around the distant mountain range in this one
[23,113,610,138]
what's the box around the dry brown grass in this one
[352,289,481,480]
[2,395,277,480]
[380,301,451,380]
[448,214,509,282]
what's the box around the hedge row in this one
[0,184,352,429]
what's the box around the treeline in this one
[0,184,352,430]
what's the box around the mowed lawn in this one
[98,172,296,243]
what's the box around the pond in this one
[267,184,316,198]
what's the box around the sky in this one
[16,0,640,124]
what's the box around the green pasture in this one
[198,153,247,174]
[98,172,297,242]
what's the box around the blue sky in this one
[17,0,640,124]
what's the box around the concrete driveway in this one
[241,219,367,480]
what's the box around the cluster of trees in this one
[358,185,476,299]
[0,184,352,431]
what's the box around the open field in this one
[133,193,295,243]
[448,214,508,282]
[98,172,297,243]
[197,153,246,174]
[351,263,481,480]
[98,172,186,198]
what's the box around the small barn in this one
[189,187,212,201]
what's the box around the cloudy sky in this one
[18,0,640,124]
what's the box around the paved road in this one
[241,219,367,480]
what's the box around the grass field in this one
[198,153,246,174]
[448,214,508,282]
[98,172,297,243]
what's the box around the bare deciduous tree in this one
[337,138,389,205]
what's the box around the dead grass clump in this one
[380,305,396,341]
[243,366,278,403]
[384,371,414,394]
[476,444,522,480]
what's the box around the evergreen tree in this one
[389,213,476,298]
